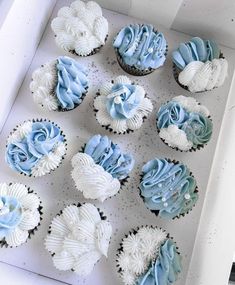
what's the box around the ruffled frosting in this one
[5,120,66,176]
[113,24,167,70]
[30,56,88,111]
[178,59,228,92]
[0,183,41,247]
[157,95,213,151]
[136,239,182,285]
[172,37,220,70]
[45,203,112,276]
[140,158,198,219]
[94,75,153,133]
[116,226,168,285]
[51,1,108,56]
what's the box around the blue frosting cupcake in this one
[5,119,67,177]
[156,95,213,151]
[140,158,198,219]
[113,24,167,76]
[116,226,182,285]
[30,56,89,111]
[71,134,135,202]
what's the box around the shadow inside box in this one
[230,263,235,282]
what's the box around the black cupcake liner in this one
[138,158,199,220]
[0,183,43,248]
[6,118,67,177]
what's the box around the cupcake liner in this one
[173,52,224,93]
[139,159,199,220]
[6,119,67,177]
[67,34,108,57]
[0,183,43,248]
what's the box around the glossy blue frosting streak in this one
[137,239,182,285]
[0,196,22,240]
[84,134,134,180]
[140,159,198,219]
[172,37,220,69]
[56,56,88,110]
[106,83,141,119]
[113,24,167,69]
[6,121,64,175]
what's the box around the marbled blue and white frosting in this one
[94,75,153,133]
[30,56,88,111]
[172,37,228,92]
[71,134,134,202]
[6,120,66,177]
[113,24,167,70]
[0,183,41,247]
[140,158,198,219]
[157,95,213,151]
[117,226,182,285]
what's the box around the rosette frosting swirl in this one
[157,95,213,151]
[56,56,88,110]
[113,24,167,69]
[140,158,198,219]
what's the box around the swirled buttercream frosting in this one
[51,1,108,56]
[45,203,112,276]
[156,95,213,151]
[113,24,167,70]
[140,158,198,219]
[71,134,134,202]
[30,56,88,111]
[94,75,153,133]
[116,226,182,285]
[172,37,228,92]
[0,183,41,247]
[5,120,66,177]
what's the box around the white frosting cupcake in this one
[51,1,108,56]
[94,75,153,134]
[0,183,42,247]
[45,203,112,276]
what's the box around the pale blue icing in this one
[106,83,141,119]
[0,196,23,240]
[137,239,182,285]
[113,24,167,69]
[172,37,220,70]
[84,134,134,180]
[5,121,64,175]
[56,56,88,110]
[157,100,213,148]
[140,158,198,219]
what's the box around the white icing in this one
[31,142,66,177]
[94,75,153,133]
[173,95,209,117]
[178,58,228,92]
[51,1,108,56]
[116,227,167,284]
[7,121,33,144]
[30,60,58,111]
[0,183,41,247]
[45,203,112,276]
[159,125,193,151]
[71,153,120,202]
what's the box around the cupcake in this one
[5,119,67,177]
[71,134,134,202]
[0,183,42,247]
[113,24,167,76]
[156,95,213,151]
[116,226,182,285]
[45,203,112,276]
[139,158,198,219]
[51,1,108,56]
[94,75,153,134]
[30,56,88,112]
[172,37,228,92]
